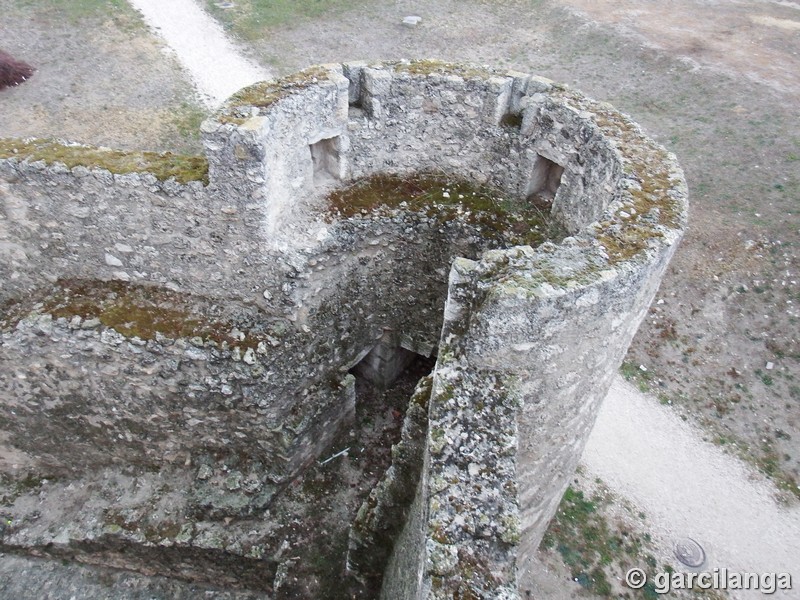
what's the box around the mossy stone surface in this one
[0,138,208,185]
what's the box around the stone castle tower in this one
[0,61,686,598]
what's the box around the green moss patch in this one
[542,89,686,265]
[584,102,681,224]
[393,59,496,80]
[325,172,565,248]
[0,138,208,185]
[217,66,330,124]
[0,473,55,506]
[590,108,684,262]
[0,279,261,348]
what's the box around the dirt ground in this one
[0,0,207,153]
[561,0,800,100]
[1,0,799,596]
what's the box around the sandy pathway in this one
[583,377,800,597]
[126,0,269,107]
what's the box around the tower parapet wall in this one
[0,61,687,597]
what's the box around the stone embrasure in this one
[0,60,687,599]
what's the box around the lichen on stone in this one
[215,65,331,124]
[392,59,496,80]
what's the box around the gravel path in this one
[583,376,800,597]
[126,0,269,107]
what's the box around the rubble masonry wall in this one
[0,61,687,597]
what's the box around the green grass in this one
[707,428,800,501]
[620,361,655,393]
[541,486,660,598]
[11,0,142,25]
[543,484,728,598]
[205,0,360,40]
[755,369,775,387]
[172,102,211,147]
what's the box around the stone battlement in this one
[0,61,687,598]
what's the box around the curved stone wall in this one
[0,61,687,597]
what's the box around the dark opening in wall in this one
[348,102,366,120]
[526,154,565,209]
[348,88,365,113]
[345,348,435,595]
[345,66,365,113]
[310,136,341,186]
[351,334,429,390]
[500,111,523,130]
